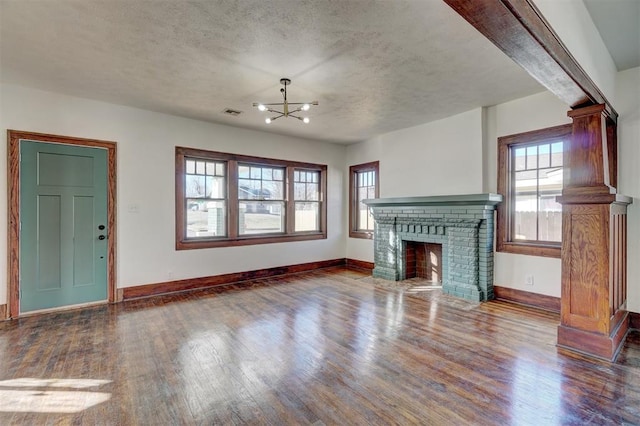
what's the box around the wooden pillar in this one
[557,104,632,361]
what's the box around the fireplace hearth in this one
[364,194,502,302]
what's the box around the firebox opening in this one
[405,241,442,283]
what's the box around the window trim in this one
[176,146,327,250]
[496,124,571,258]
[349,161,380,239]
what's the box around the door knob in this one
[98,235,106,240]
[98,225,105,230]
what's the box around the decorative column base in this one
[558,312,629,361]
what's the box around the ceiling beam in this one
[443,0,617,122]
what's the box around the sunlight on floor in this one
[405,285,443,293]
[0,378,111,414]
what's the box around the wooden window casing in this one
[497,124,571,258]
[349,161,379,239]
[176,147,327,249]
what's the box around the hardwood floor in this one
[0,267,638,425]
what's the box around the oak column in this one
[556,104,631,361]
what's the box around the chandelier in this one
[253,78,318,124]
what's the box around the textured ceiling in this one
[0,0,545,144]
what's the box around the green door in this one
[20,140,108,313]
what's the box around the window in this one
[185,158,226,238]
[176,147,327,249]
[238,164,285,235]
[349,161,379,239]
[294,170,321,232]
[497,124,571,258]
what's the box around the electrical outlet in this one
[525,275,534,286]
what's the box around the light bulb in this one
[302,104,310,111]
[258,104,267,111]
[303,117,310,124]
[265,118,271,124]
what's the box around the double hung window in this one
[496,124,571,258]
[349,161,379,239]
[176,147,327,249]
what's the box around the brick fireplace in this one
[364,194,502,301]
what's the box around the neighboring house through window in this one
[497,124,571,258]
[176,147,327,249]
[349,161,379,239]
[294,170,322,232]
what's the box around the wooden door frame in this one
[7,130,117,319]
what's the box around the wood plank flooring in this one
[0,266,639,425]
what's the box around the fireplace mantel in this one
[364,193,502,208]
[364,193,502,302]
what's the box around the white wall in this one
[345,108,484,262]
[616,67,640,312]
[532,0,617,101]
[0,83,347,304]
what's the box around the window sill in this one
[497,241,561,259]
[177,232,326,250]
[349,231,374,240]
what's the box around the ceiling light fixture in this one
[253,78,318,124]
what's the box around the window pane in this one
[216,163,225,176]
[294,170,320,202]
[263,180,284,200]
[367,187,376,199]
[538,197,562,242]
[186,160,196,174]
[186,175,206,198]
[514,147,526,171]
[295,202,319,232]
[210,176,225,198]
[538,169,562,242]
[196,161,206,175]
[551,141,563,166]
[306,183,319,201]
[350,162,378,237]
[358,202,373,231]
[239,166,285,201]
[538,144,550,168]
[513,143,564,243]
[238,179,258,199]
[238,165,250,178]
[515,169,537,188]
[186,200,226,238]
[526,146,537,169]
[513,193,537,240]
[354,169,377,231]
[294,182,306,200]
[261,168,272,181]
[539,167,563,192]
[357,187,367,202]
[239,201,285,235]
